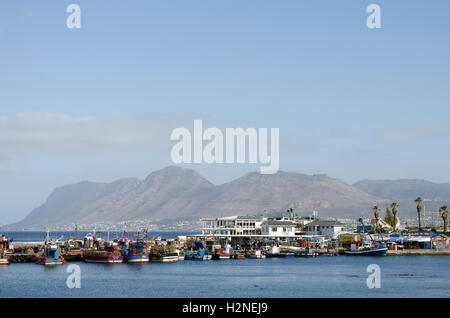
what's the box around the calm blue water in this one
[1,256,449,298]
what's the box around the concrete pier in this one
[387,248,450,256]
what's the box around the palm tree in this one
[390,202,399,231]
[414,197,422,231]
[385,208,395,228]
[372,205,380,232]
[439,206,448,233]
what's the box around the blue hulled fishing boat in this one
[123,232,150,263]
[344,218,388,256]
[35,230,65,265]
[344,241,388,256]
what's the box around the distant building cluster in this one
[200,213,347,240]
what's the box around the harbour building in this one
[200,216,304,240]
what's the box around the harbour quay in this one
[2,212,449,265]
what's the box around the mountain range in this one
[9,166,450,230]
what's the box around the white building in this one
[260,221,297,237]
[304,220,346,239]
[200,216,297,238]
[201,216,264,236]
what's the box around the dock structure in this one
[4,242,450,263]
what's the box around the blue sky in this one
[0,1,449,223]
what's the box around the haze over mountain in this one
[11,166,450,230]
[10,166,384,230]
[353,179,450,216]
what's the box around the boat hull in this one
[0,258,9,265]
[344,248,388,256]
[213,254,231,260]
[266,253,295,258]
[64,249,84,256]
[83,255,124,263]
[125,254,149,263]
[150,255,179,262]
[248,255,266,259]
[36,257,64,265]
[193,255,212,261]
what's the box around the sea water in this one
[0,256,449,298]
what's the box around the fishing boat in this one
[0,250,9,265]
[247,250,266,259]
[150,245,179,262]
[344,241,388,256]
[212,247,231,260]
[192,250,212,261]
[230,250,246,259]
[0,234,14,254]
[83,248,124,263]
[83,234,123,263]
[63,245,84,256]
[35,230,65,265]
[213,253,231,260]
[84,251,124,263]
[150,253,179,262]
[265,246,295,258]
[296,248,318,257]
[344,218,388,256]
[63,238,84,256]
[124,235,150,263]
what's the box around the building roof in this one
[201,215,263,221]
[306,220,346,227]
[262,221,296,226]
[236,216,263,220]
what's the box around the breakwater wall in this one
[387,248,450,256]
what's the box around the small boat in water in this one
[0,250,9,265]
[230,253,246,259]
[151,253,179,262]
[212,247,232,260]
[344,242,388,256]
[213,253,231,260]
[296,248,318,257]
[247,250,266,259]
[192,250,212,261]
[265,246,295,258]
[0,234,14,254]
[150,245,179,262]
[35,230,65,266]
[344,218,388,256]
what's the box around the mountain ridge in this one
[11,167,450,230]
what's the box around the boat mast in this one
[359,218,374,242]
[45,227,50,244]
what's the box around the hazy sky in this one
[1,0,449,224]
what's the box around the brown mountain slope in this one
[10,166,384,229]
